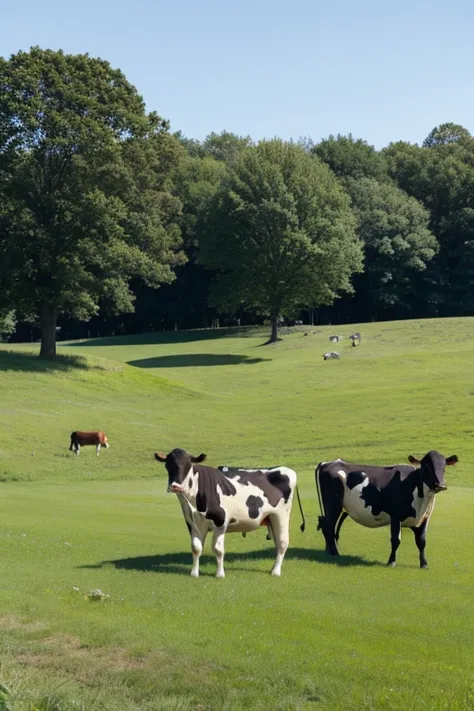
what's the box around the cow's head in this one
[154,448,206,494]
[408,451,458,493]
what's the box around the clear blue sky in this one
[2,0,473,148]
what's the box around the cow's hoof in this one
[387,561,396,568]
[271,569,281,577]
[421,564,428,570]
[190,570,199,578]
[216,571,225,579]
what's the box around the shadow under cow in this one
[79,547,381,576]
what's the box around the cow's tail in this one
[295,485,306,532]
[315,462,325,532]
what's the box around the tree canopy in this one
[313,134,388,182]
[346,177,437,311]
[199,139,363,342]
[0,47,184,357]
[384,127,474,314]
[1,48,473,343]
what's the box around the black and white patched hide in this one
[315,450,458,567]
[155,448,299,578]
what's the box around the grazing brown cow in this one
[69,431,109,456]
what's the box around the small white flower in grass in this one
[72,586,80,592]
[84,589,110,602]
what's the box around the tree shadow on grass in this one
[65,327,258,348]
[80,547,381,577]
[0,350,89,373]
[127,353,270,368]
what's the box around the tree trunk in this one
[269,312,279,343]
[39,303,57,359]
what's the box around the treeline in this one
[1,48,473,355]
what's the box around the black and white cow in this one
[155,448,300,578]
[218,465,306,541]
[315,451,458,568]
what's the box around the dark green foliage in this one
[385,125,474,315]
[2,45,474,340]
[313,134,388,181]
[199,139,363,341]
[346,178,438,309]
[423,122,473,148]
[0,309,16,341]
[314,135,437,317]
[0,47,183,357]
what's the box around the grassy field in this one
[0,318,473,710]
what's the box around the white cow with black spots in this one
[155,448,304,578]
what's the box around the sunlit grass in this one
[0,317,473,709]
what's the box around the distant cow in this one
[329,335,342,343]
[155,448,302,578]
[349,332,361,342]
[323,351,340,360]
[315,451,458,568]
[218,465,306,541]
[69,431,109,456]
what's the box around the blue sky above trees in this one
[2,0,473,148]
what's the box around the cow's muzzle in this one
[168,482,184,494]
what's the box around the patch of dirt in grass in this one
[17,633,148,676]
[0,615,48,633]
[3,618,228,708]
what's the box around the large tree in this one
[384,126,474,314]
[0,47,183,358]
[346,177,438,314]
[199,139,363,342]
[313,135,438,319]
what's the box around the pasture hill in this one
[0,317,473,711]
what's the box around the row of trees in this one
[1,48,473,357]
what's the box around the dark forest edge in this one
[1,48,473,355]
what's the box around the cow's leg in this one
[387,519,401,567]
[411,519,429,569]
[190,527,207,578]
[266,521,273,541]
[335,511,349,542]
[316,468,344,555]
[96,443,101,456]
[75,443,80,456]
[268,514,289,577]
[211,526,227,579]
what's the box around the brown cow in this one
[69,431,109,456]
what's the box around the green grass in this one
[0,317,473,710]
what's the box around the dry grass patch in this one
[0,616,48,634]
[17,633,148,675]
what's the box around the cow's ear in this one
[192,453,207,463]
[446,455,458,466]
[154,452,167,462]
[408,455,421,464]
